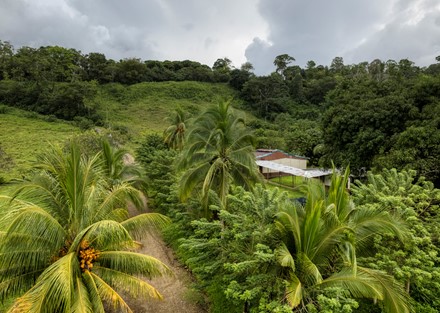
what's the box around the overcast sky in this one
[1,0,439,74]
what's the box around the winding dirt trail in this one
[124,154,206,313]
[126,205,206,313]
[132,229,206,313]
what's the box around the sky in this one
[1,0,440,74]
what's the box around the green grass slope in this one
[95,81,242,137]
[0,108,79,180]
[1,81,249,181]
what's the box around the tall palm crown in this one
[163,107,188,151]
[0,141,170,313]
[275,169,411,312]
[177,100,261,211]
[100,139,147,191]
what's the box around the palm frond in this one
[0,269,44,302]
[358,267,411,313]
[2,204,66,251]
[82,270,105,313]
[71,277,93,313]
[121,213,171,240]
[98,251,171,279]
[69,220,134,252]
[275,242,295,270]
[285,274,303,308]
[90,183,142,224]
[8,252,78,313]
[89,272,133,313]
[94,266,163,300]
[319,267,411,313]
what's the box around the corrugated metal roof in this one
[255,149,308,160]
[256,160,333,178]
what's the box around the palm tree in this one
[177,100,261,214]
[163,107,188,151]
[0,141,170,312]
[100,138,147,191]
[275,169,411,312]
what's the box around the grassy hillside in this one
[1,81,248,181]
[96,81,241,137]
[0,108,79,180]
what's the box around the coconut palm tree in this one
[100,138,147,191]
[163,107,188,151]
[177,100,261,214]
[0,141,170,312]
[275,169,411,312]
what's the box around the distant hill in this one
[0,81,251,181]
[96,81,242,136]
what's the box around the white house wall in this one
[271,158,307,169]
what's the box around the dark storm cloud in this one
[0,0,265,66]
[347,0,440,65]
[1,0,438,74]
[246,0,389,74]
[246,0,440,74]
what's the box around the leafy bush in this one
[0,104,9,114]
[0,80,101,122]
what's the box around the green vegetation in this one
[97,81,238,137]
[177,100,261,214]
[0,108,78,180]
[276,169,409,312]
[0,140,170,312]
[1,40,440,312]
[269,175,306,187]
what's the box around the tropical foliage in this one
[3,39,440,312]
[352,169,440,313]
[177,100,261,213]
[0,141,170,312]
[163,107,189,151]
[275,169,410,312]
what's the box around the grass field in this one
[265,181,305,198]
[96,81,242,137]
[0,108,79,180]
[269,175,306,187]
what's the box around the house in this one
[255,149,308,178]
[255,149,334,187]
[256,149,308,169]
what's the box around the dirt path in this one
[124,154,205,313]
[132,230,206,313]
[126,204,206,313]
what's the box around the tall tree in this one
[212,58,233,73]
[273,54,295,75]
[0,141,170,312]
[177,100,261,213]
[0,40,13,80]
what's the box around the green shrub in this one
[0,104,9,114]
[73,116,94,130]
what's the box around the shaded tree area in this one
[321,62,440,185]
